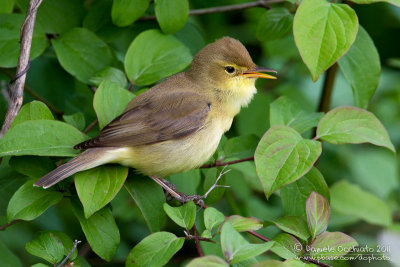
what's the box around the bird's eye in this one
[225,66,235,74]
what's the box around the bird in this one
[34,37,276,190]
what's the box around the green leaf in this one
[316,106,395,152]
[175,22,205,56]
[93,80,135,129]
[52,28,114,84]
[349,0,400,7]
[125,175,166,232]
[168,169,201,195]
[221,222,274,264]
[293,0,358,81]
[124,29,192,86]
[224,135,259,159]
[71,201,120,261]
[227,215,263,232]
[9,156,55,178]
[155,0,189,34]
[63,112,86,131]
[271,216,310,241]
[256,8,293,42]
[25,232,65,264]
[89,67,128,88]
[280,167,330,219]
[75,165,128,218]
[309,232,358,257]
[0,0,14,14]
[111,0,151,27]
[255,126,322,198]
[11,101,54,127]
[270,96,323,134]
[306,192,330,239]
[163,201,196,229]
[338,26,380,108]
[252,259,311,267]
[0,239,22,267]
[204,207,225,231]
[15,0,85,34]
[126,232,184,267]
[187,255,229,267]
[0,14,48,67]
[271,233,302,260]
[330,180,392,226]
[51,231,78,261]
[0,120,87,157]
[7,179,63,222]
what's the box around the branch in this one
[83,119,98,134]
[1,68,63,116]
[0,219,21,231]
[317,63,338,113]
[200,156,254,168]
[139,0,284,21]
[0,0,43,138]
[56,240,81,267]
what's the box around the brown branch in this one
[1,68,63,116]
[317,63,338,113]
[247,230,270,242]
[200,156,254,168]
[192,225,204,256]
[139,0,284,21]
[0,219,21,231]
[0,0,43,138]
[83,119,98,134]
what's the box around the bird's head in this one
[186,37,276,107]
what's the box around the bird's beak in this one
[242,67,277,79]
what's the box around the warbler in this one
[34,37,276,189]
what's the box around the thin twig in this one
[83,119,98,134]
[200,156,254,168]
[0,219,21,231]
[193,225,204,256]
[56,240,81,267]
[0,68,63,116]
[302,256,332,267]
[247,230,270,242]
[0,0,43,138]
[139,0,284,21]
[317,63,338,113]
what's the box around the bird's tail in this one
[34,148,112,189]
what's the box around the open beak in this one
[242,67,277,79]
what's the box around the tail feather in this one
[34,148,109,189]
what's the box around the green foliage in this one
[71,200,120,261]
[126,232,184,267]
[93,80,135,129]
[124,29,192,85]
[7,180,63,222]
[316,106,395,151]
[0,0,398,265]
[338,26,381,108]
[220,222,274,264]
[75,165,129,218]
[163,201,196,229]
[0,120,87,157]
[255,126,322,198]
[52,28,115,84]
[155,0,189,34]
[0,14,48,67]
[293,0,358,81]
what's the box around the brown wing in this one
[75,90,210,149]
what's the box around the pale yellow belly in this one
[106,118,230,177]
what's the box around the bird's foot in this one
[150,167,231,208]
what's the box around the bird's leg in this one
[149,167,231,206]
[149,176,202,204]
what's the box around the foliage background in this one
[0,0,400,266]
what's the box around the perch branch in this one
[0,219,21,231]
[317,63,339,113]
[0,0,43,138]
[200,156,254,168]
[140,0,285,21]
